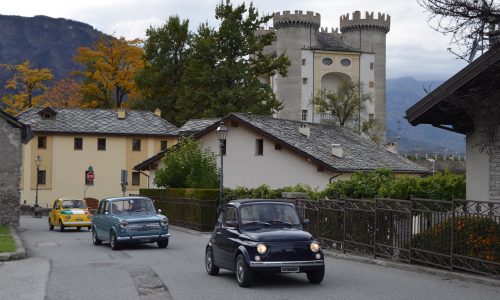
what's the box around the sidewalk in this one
[0,257,50,300]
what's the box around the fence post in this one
[374,198,378,259]
[409,196,413,265]
[343,199,347,254]
[450,195,455,271]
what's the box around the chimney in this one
[386,141,399,155]
[117,108,126,119]
[154,107,161,117]
[298,124,310,138]
[332,144,343,158]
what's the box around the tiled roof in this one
[179,118,219,135]
[17,107,179,136]
[201,113,429,174]
[314,33,361,52]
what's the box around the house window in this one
[369,81,374,88]
[256,139,264,155]
[301,110,308,121]
[38,136,47,149]
[132,172,140,186]
[221,140,227,156]
[317,166,324,172]
[37,170,46,185]
[160,140,168,151]
[74,138,83,150]
[42,112,53,120]
[97,138,106,151]
[302,78,308,84]
[231,120,239,127]
[370,62,374,70]
[132,139,141,151]
[302,59,306,65]
[275,144,282,150]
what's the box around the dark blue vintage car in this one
[92,196,170,250]
[205,199,324,287]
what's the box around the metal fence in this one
[291,197,500,277]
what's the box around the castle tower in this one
[340,11,390,143]
[273,11,321,121]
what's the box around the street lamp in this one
[34,155,42,218]
[216,121,228,216]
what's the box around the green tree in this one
[177,0,290,124]
[134,16,191,125]
[154,137,219,188]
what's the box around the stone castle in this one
[260,10,390,143]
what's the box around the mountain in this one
[0,14,104,93]
[386,77,465,154]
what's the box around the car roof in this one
[103,196,152,201]
[227,199,293,207]
[57,198,85,201]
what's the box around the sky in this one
[2,0,471,81]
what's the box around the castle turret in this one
[273,11,321,121]
[340,11,390,143]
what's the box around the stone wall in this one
[0,117,22,227]
[489,128,500,202]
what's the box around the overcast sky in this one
[2,0,470,80]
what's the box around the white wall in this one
[466,132,489,201]
[198,122,350,189]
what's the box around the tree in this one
[177,0,290,125]
[134,16,191,125]
[154,137,219,188]
[1,60,53,114]
[73,37,144,108]
[418,0,500,61]
[39,78,83,107]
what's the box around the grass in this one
[0,225,16,253]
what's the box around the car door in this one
[212,210,225,267]
[217,206,241,270]
[93,200,108,240]
[50,200,60,226]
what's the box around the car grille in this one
[127,222,160,232]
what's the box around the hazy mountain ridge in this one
[386,77,465,154]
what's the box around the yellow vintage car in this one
[49,198,92,232]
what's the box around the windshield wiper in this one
[269,219,293,226]
[243,221,271,227]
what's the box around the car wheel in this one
[76,227,81,231]
[157,238,169,249]
[59,220,65,232]
[110,230,120,250]
[205,247,219,275]
[88,226,92,231]
[235,254,253,287]
[306,266,325,284]
[92,227,102,246]
[48,219,54,231]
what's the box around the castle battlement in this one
[273,10,321,30]
[340,11,390,33]
[320,27,340,34]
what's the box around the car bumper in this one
[116,233,170,242]
[61,221,92,226]
[250,260,324,268]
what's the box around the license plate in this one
[76,218,83,221]
[140,238,152,242]
[281,266,299,273]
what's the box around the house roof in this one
[313,33,362,53]
[406,45,500,134]
[179,118,219,136]
[134,149,167,171]
[16,107,179,136]
[193,113,429,174]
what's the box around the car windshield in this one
[111,198,155,214]
[61,200,87,209]
[240,203,301,227]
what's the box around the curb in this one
[0,227,26,261]
[170,225,212,237]
[322,250,500,287]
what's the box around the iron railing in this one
[291,197,500,277]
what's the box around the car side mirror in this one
[158,209,162,214]
[303,219,310,225]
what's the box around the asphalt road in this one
[13,216,500,300]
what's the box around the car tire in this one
[92,227,102,245]
[110,230,120,250]
[88,226,92,231]
[48,219,54,231]
[157,238,169,249]
[306,266,325,284]
[59,220,65,232]
[205,247,219,276]
[235,254,253,287]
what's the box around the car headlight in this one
[257,243,267,254]
[160,218,168,227]
[120,220,128,229]
[310,242,320,253]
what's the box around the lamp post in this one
[216,122,228,216]
[34,155,42,218]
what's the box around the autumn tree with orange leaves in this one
[39,78,83,107]
[73,37,144,108]
[1,60,53,114]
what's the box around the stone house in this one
[0,110,30,227]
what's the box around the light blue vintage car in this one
[92,196,170,250]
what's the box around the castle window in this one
[322,57,333,65]
[340,59,351,66]
[370,62,374,70]
[301,110,308,121]
[369,81,374,88]
[302,78,308,84]
[302,59,306,65]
